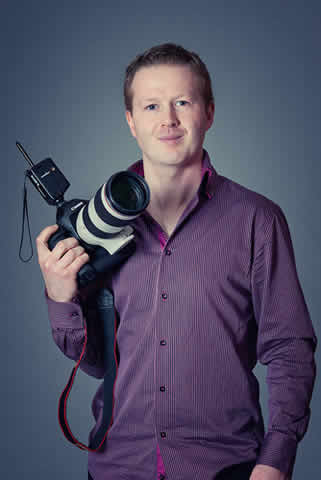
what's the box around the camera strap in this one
[19,173,34,262]
[58,287,118,451]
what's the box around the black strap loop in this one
[19,173,34,262]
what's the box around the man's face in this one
[126,64,214,170]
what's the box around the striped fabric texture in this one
[47,151,316,480]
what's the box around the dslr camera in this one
[17,142,150,287]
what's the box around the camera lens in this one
[107,172,150,216]
[75,170,150,248]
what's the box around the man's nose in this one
[161,105,180,127]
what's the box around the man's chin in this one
[149,153,187,168]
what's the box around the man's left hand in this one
[249,464,289,480]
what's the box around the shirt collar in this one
[128,149,217,200]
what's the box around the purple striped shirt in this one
[47,151,316,479]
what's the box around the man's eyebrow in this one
[173,93,194,99]
[140,93,195,103]
[140,97,160,103]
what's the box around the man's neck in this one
[143,156,203,236]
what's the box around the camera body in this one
[48,196,137,287]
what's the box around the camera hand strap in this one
[58,287,118,451]
[19,173,34,262]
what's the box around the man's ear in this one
[126,110,137,138]
[206,102,215,131]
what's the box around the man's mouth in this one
[158,134,183,144]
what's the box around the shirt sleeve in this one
[46,291,105,379]
[251,206,317,476]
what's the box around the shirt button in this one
[161,293,168,300]
[160,340,167,346]
[165,248,172,256]
[160,386,166,392]
[160,432,167,438]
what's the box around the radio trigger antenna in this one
[16,141,35,168]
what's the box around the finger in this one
[66,252,89,275]
[36,224,59,245]
[51,237,80,261]
[36,224,59,261]
[58,246,86,268]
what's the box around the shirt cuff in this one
[256,431,298,475]
[45,289,84,329]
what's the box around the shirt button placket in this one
[161,247,170,306]
[158,245,171,445]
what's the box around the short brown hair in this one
[124,43,214,113]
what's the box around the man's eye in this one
[176,100,189,107]
[145,104,157,111]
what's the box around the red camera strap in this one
[58,288,118,451]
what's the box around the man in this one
[36,44,316,480]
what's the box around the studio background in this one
[1,1,320,478]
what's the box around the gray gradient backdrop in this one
[2,1,320,478]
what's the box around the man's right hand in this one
[36,224,89,302]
